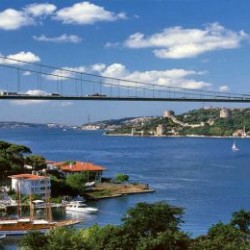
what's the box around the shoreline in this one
[104,133,250,139]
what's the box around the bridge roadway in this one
[1,95,250,103]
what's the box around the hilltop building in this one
[163,110,175,118]
[156,124,166,136]
[9,174,51,199]
[220,108,230,118]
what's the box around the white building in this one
[9,174,51,199]
[156,124,166,136]
[220,108,230,118]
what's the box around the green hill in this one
[105,108,250,137]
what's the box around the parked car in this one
[87,93,107,97]
[51,93,61,97]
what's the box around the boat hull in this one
[0,219,80,236]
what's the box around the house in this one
[56,161,106,182]
[8,174,51,199]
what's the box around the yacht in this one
[65,201,98,213]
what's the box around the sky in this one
[0,0,250,125]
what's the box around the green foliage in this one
[19,231,48,250]
[65,173,88,195]
[230,209,250,233]
[45,227,86,250]
[107,108,250,137]
[84,224,126,250]
[114,173,129,183]
[122,202,184,238]
[19,202,250,250]
[0,140,32,176]
[136,230,190,250]
[25,154,47,171]
[193,222,250,249]
[49,175,73,197]
[20,228,87,250]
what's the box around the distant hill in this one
[82,108,250,137]
[0,121,73,129]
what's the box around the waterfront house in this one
[9,174,51,199]
[55,161,106,182]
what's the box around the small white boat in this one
[0,233,6,239]
[232,141,239,152]
[65,201,98,213]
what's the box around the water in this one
[1,128,250,249]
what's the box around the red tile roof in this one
[59,161,106,172]
[8,174,47,180]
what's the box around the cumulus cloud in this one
[90,63,211,90]
[33,34,82,43]
[23,71,32,76]
[24,3,56,17]
[0,51,40,65]
[45,66,86,81]
[54,1,127,25]
[124,23,248,59]
[45,62,210,90]
[10,89,73,106]
[0,8,33,30]
[73,63,211,89]
[0,2,126,30]
[219,85,229,92]
[10,89,49,105]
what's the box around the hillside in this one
[91,108,250,137]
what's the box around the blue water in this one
[1,128,250,248]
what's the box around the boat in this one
[0,185,80,236]
[0,233,5,239]
[65,201,98,213]
[0,218,80,236]
[232,141,239,152]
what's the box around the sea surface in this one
[1,128,250,249]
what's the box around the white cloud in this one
[0,8,33,30]
[54,2,127,25]
[33,34,82,43]
[45,63,211,90]
[45,66,86,81]
[93,63,211,90]
[0,51,41,65]
[23,71,32,76]
[10,89,49,105]
[124,23,248,59]
[10,89,73,106]
[0,3,56,30]
[25,89,49,96]
[90,64,106,72]
[219,85,229,92]
[24,3,56,17]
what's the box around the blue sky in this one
[0,0,250,125]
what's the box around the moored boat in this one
[65,201,98,213]
[0,218,80,236]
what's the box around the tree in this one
[83,224,128,250]
[25,154,47,171]
[20,228,87,250]
[65,173,88,195]
[122,202,184,238]
[230,209,250,233]
[114,173,129,183]
[192,222,250,249]
[20,231,48,250]
[136,230,190,250]
[46,227,87,250]
[0,141,32,174]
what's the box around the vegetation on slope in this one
[20,201,250,250]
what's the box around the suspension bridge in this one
[0,56,249,103]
